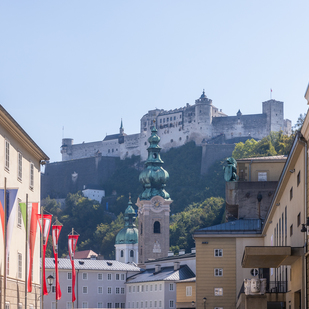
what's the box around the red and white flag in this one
[38,213,52,295]
[68,234,79,302]
[52,224,62,300]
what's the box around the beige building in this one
[176,277,196,309]
[0,105,49,309]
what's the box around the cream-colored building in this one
[0,105,49,309]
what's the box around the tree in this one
[293,113,307,131]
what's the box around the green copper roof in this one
[115,196,138,244]
[139,123,170,200]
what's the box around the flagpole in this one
[41,206,44,309]
[3,177,7,309]
[25,194,28,309]
[72,228,74,309]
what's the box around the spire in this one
[139,120,170,200]
[120,118,124,135]
[200,89,207,99]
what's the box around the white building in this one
[82,188,105,203]
[0,105,49,309]
[44,257,140,309]
[125,263,195,309]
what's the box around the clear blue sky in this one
[1,1,308,162]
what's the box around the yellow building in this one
[0,105,49,309]
[176,277,196,309]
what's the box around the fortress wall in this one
[212,114,268,141]
[201,144,236,175]
[42,156,119,199]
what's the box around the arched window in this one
[141,223,143,235]
[120,250,124,258]
[130,250,134,257]
[154,221,161,234]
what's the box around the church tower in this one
[137,122,172,265]
[115,195,138,264]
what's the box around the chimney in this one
[191,248,196,254]
[168,251,174,257]
[174,262,180,271]
[154,264,161,273]
[179,249,185,255]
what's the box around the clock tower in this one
[137,122,172,265]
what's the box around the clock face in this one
[153,200,161,208]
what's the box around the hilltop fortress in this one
[61,91,291,163]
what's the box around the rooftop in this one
[237,155,287,162]
[194,219,263,235]
[45,258,140,272]
[126,265,195,284]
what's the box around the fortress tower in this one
[136,123,172,265]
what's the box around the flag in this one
[38,213,52,295]
[19,202,39,292]
[0,189,18,274]
[68,234,79,302]
[52,224,62,300]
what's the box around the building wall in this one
[176,281,196,306]
[44,268,128,309]
[195,237,236,309]
[0,106,48,309]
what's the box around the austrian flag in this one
[52,223,62,300]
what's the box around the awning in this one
[242,246,302,268]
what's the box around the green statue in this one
[223,157,237,182]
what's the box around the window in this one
[108,286,112,294]
[115,303,120,309]
[150,301,152,308]
[107,303,112,309]
[67,272,72,280]
[82,286,88,294]
[154,301,157,307]
[159,301,162,307]
[82,302,88,308]
[155,284,157,291]
[121,250,124,257]
[290,187,293,200]
[5,303,10,309]
[130,250,134,257]
[121,287,125,294]
[296,170,301,186]
[98,273,103,280]
[136,302,139,308]
[67,286,72,293]
[290,224,293,236]
[137,285,140,292]
[121,304,125,308]
[116,287,120,294]
[5,140,10,170]
[169,300,174,308]
[297,212,301,227]
[154,221,160,233]
[186,286,192,296]
[214,249,223,257]
[150,285,152,291]
[17,203,22,228]
[18,304,22,309]
[141,302,143,308]
[18,152,22,181]
[116,273,120,280]
[98,303,103,308]
[258,172,267,181]
[18,252,22,279]
[145,301,148,308]
[82,273,88,280]
[214,288,223,296]
[121,273,125,280]
[30,162,34,189]
[108,273,112,280]
[129,286,131,293]
[169,283,174,291]
[214,268,223,276]
[52,286,56,293]
[98,286,103,294]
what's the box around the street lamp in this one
[203,297,207,309]
[191,301,195,307]
[47,275,54,293]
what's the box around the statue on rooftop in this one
[223,157,237,181]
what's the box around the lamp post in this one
[203,297,207,309]
[191,300,195,307]
[47,275,54,293]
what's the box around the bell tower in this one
[137,122,172,265]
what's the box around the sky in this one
[1,1,309,162]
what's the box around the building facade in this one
[44,258,140,309]
[0,105,49,309]
[60,92,291,162]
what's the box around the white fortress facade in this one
[61,91,292,162]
